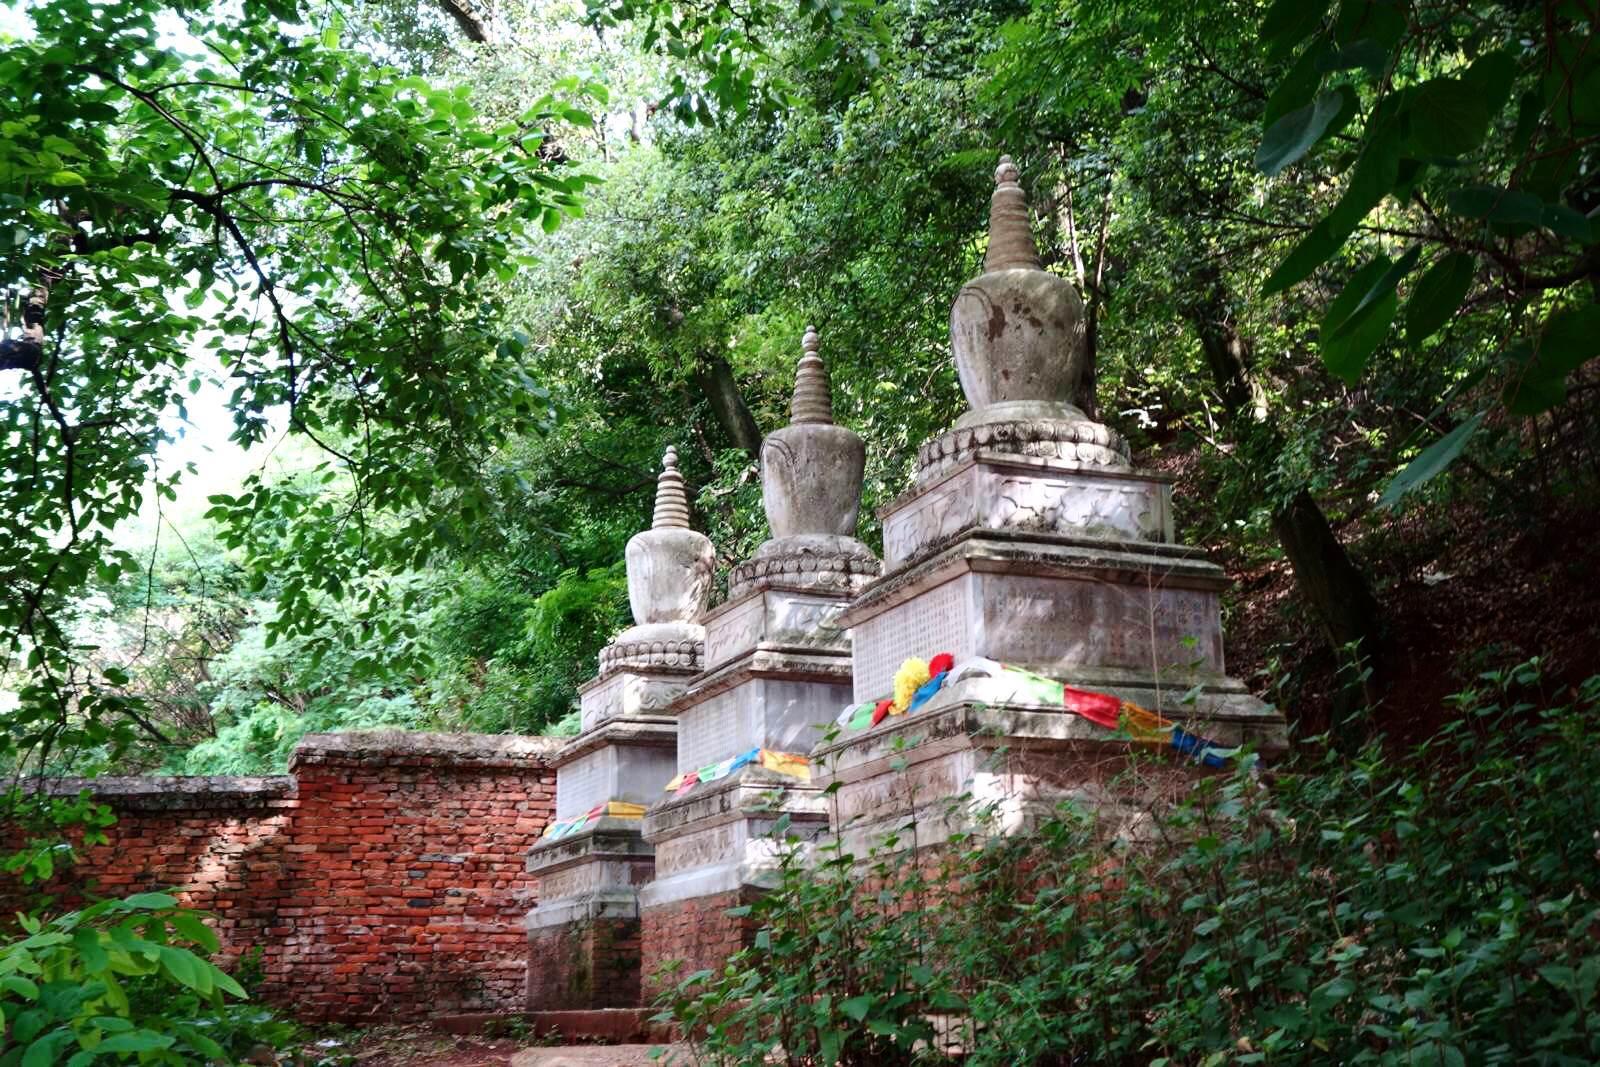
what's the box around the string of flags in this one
[663,747,812,797]
[835,654,1234,768]
[541,800,647,840]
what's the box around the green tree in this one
[0,0,598,775]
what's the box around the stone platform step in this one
[511,1047,675,1067]
[434,1009,668,1045]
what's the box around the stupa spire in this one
[983,155,1042,273]
[789,326,834,426]
[651,447,691,530]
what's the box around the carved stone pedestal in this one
[636,590,853,996]
[525,716,678,1009]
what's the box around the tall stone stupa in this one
[636,327,880,988]
[525,447,713,1010]
[813,155,1286,849]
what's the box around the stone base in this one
[525,821,655,1010]
[917,417,1131,486]
[579,669,695,732]
[551,719,677,820]
[640,768,831,906]
[887,450,1173,567]
[728,535,880,601]
[525,907,644,1011]
[639,886,761,1001]
[811,696,1284,857]
[838,529,1234,705]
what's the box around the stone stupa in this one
[525,447,713,1010]
[813,155,1286,849]
[637,327,880,988]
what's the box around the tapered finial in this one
[789,325,834,426]
[651,447,691,529]
[983,155,1041,273]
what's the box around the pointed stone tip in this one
[790,327,834,426]
[651,447,690,529]
[983,151,1041,273]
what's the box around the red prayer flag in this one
[871,698,894,726]
[1060,685,1124,729]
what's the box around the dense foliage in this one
[655,665,1600,1065]
[3,0,1597,768]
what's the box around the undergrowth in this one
[653,662,1600,1065]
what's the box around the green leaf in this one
[1262,0,1330,59]
[157,945,211,993]
[1378,412,1486,509]
[1321,254,1405,382]
[1257,91,1346,176]
[1404,252,1475,344]
[1406,77,1490,156]
[45,170,86,187]
[0,976,39,1000]
[170,912,220,954]
[839,995,874,1021]
[1541,204,1594,243]
[1264,124,1400,294]
[1317,39,1387,74]
[72,927,110,972]
[121,892,179,910]
[1461,49,1517,118]
[96,1031,176,1053]
[1504,306,1600,414]
[1445,185,1544,225]
[1264,40,1328,126]
[1327,244,1420,343]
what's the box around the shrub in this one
[0,893,246,1065]
[653,664,1600,1065]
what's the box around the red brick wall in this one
[0,732,560,1023]
[639,888,760,1002]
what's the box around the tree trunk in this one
[1183,269,1385,681]
[694,353,763,459]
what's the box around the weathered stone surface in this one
[551,723,677,819]
[26,775,293,811]
[640,770,830,906]
[760,327,868,541]
[578,671,692,732]
[889,452,1172,565]
[675,672,851,773]
[916,418,1131,484]
[727,533,880,600]
[701,585,854,669]
[949,158,1098,421]
[607,449,712,675]
[762,427,865,538]
[838,532,1230,703]
[811,698,1280,853]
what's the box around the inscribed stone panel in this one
[556,748,615,819]
[761,678,854,754]
[852,576,976,702]
[978,575,1223,675]
[705,595,764,668]
[678,688,749,773]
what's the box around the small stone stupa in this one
[636,328,880,987]
[525,448,713,1010]
[815,155,1285,849]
